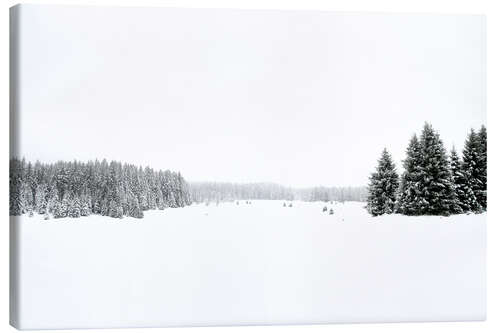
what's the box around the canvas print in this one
[10,4,486,330]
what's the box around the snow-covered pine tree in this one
[366,148,399,216]
[52,198,67,219]
[20,181,32,215]
[34,184,47,214]
[477,125,487,209]
[100,200,108,217]
[462,128,484,213]
[108,200,119,218]
[449,147,472,214]
[179,173,192,206]
[80,195,92,216]
[418,123,460,216]
[128,194,144,218]
[26,162,37,213]
[397,134,424,215]
[67,198,81,218]
[137,167,149,210]
[116,206,124,219]
[44,186,57,219]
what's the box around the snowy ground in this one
[13,201,486,329]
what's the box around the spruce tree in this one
[449,147,473,213]
[80,198,91,217]
[477,125,487,209]
[462,129,484,212]
[67,198,81,218]
[397,134,424,215]
[52,199,67,219]
[418,123,459,215]
[128,195,144,218]
[366,148,399,216]
[35,184,47,214]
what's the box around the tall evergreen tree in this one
[417,123,459,215]
[477,125,487,209]
[449,147,478,213]
[397,134,424,215]
[366,148,399,216]
[462,128,484,212]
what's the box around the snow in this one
[14,201,486,329]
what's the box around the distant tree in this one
[366,148,399,216]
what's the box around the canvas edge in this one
[10,3,22,330]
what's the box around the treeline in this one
[297,186,367,202]
[190,182,295,203]
[366,123,487,216]
[190,182,367,203]
[9,158,191,219]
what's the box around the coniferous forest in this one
[9,159,192,219]
[366,123,487,216]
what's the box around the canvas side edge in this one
[10,4,22,330]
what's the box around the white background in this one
[1,0,499,332]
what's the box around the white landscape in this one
[10,5,486,330]
[15,200,485,329]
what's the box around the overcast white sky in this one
[15,5,485,187]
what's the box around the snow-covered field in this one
[14,201,486,329]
